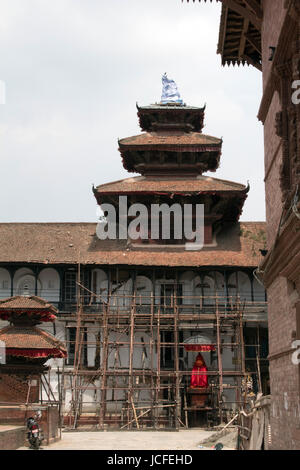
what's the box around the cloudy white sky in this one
[0,0,265,223]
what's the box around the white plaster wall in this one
[253,277,266,302]
[223,377,238,412]
[0,268,11,299]
[209,271,225,298]
[87,329,98,367]
[91,269,108,303]
[110,279,133,309]
[13,267,40,296]
[180,271,194,305]
[38,268,60,302]
[40,321,66,403]
[228,271,252,302]
[136,276,152,305]
[203,275,215,305]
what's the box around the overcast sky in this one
[0,0,265,223]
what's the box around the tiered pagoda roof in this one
[94,85,249,236]
[118,103,222,176]
[0,295,66,361]
[0,295,57,323]
[0,325,67,359]
[136,103,206,132]
[95,175,247,196]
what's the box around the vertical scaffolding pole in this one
[174,292,180,430]
[99,302,109,429]
[128,293,136,428]
[71,263,83,427]
[155,304,161,429]
[216,296,223,423]
[150,291,155,426]
[239,299,246,407]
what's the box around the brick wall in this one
[0,426,26,450]
[261,1,289,249]
[261,0,300,450]
[0,374,39,403]
[267,277,300,449]
[0,405,61,445]
[263,92,283,248]
[262,0,286,89]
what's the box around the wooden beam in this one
[245,32,261,54]
[239,18,249,59]
[242,0,263,19]
[219,3,228,56]
[242,54,262,71]
[222,0,262,30]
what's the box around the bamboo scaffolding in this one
[62,287,267,429]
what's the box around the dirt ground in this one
[18,429,237,451]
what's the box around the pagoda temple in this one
[0,76,268,430]
[0,295,66,403]
[93,77,249,247]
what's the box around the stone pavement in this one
[19,429,225,450]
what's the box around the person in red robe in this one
[190,353,208,388]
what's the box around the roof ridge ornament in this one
[161,73,183,105]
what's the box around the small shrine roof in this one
[0,325,67,358]
[0,296,58,323]
[0,295,57,316]
[0,325,63,350]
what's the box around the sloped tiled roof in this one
[95,175,247,194]
[0,325,66,352]
[0,222,266,267]
[0,296,57,313]
[119,132,221,149]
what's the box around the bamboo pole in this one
[130,395,140,429]
[216,295,224,423]
[184,391,188,428]
[127,292,136,428]
[174,292,180,430]
[150,291,155,425]
[99,302,109,428]
[155,304,161,429]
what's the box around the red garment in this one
[190,353,208,388]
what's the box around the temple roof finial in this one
[161,73,183,105]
